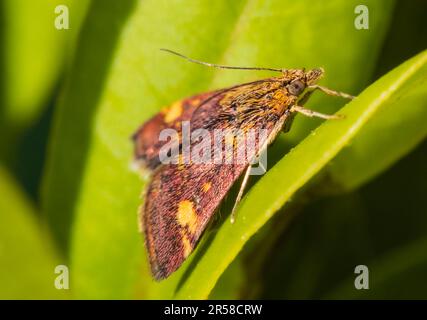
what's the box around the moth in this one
[132,49,354,280]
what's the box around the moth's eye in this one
[287,80,306,95]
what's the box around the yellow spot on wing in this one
[181,231,192,258]
[189,98,201,106]
[164,101,182,123]
[202,182,211,192]
[177,200,198,234]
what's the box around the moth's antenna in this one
[160,48,283,73]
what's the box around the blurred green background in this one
[0,0,426,299]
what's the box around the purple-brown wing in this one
[132,91,219,170]
[139,78,296,280]
[143,163,245,279]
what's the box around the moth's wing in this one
[143,163,245,280]
[142,78,293,280]
[132,91,218,170]
[132,78,286,169]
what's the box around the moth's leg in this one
[230,165,252,224]
[291,105,344,120]
[308,85,355,100]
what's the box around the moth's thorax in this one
[219,79,297,116]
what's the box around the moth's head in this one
[305,68,324,85]
[282,68,324,96]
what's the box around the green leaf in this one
[0,166,66,299]
[257,0,427,299]
[326,236,427,299]
[259,146,427,299]
[208,258,245,300]
[0,0,89,157]
[42,0,396,299]
[326,55,427,190]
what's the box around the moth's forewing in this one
[137,78,299,280]
[132,91,218,170]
